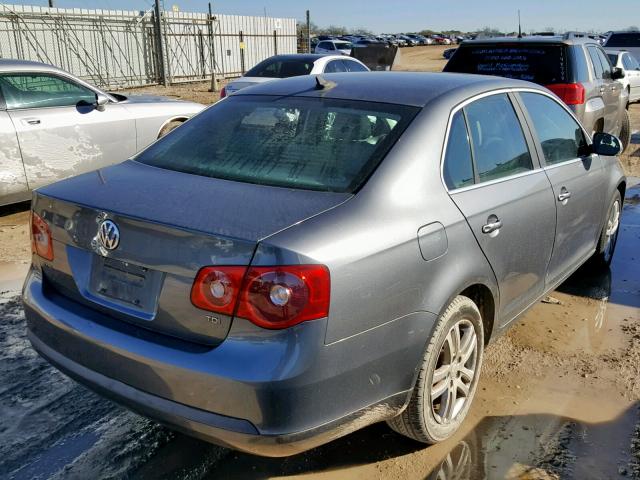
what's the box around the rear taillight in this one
[545,83,585,105]
[191,266,247,316]
[31,211,53,261]
[191,265,330,329]
[219,86,226,99]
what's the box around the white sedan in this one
[0,59,204,207]
[221,54,369,98]
[606,49,640,104]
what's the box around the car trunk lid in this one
[34,160,350,346]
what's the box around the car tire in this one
[158,120,183,138]
[619,109,631,153]
[387,295,484,444]
[589,189,622,268]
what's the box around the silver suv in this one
[444,33,631,151]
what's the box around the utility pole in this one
[48,0,54,7]
[306,10,310,53]
[517,9,522,38]
[208,2,218,92]
[154,0,167,86]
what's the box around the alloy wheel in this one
[430,319,478,424]
[604,199,621,263]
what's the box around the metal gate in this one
[0,3,297,89]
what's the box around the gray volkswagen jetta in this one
[23,72,626,456]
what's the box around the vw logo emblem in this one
[98,219,120,251]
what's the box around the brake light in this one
[545,83,585,105]
[31,211,53,261]
[219,86,226,99]
[191,266,246,316]
[191,265,330,329]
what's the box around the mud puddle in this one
[0,187,639,479]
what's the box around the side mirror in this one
[95,93,109,112]
[592,132,622,156]
[612,67,625,80]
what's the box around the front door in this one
[443,93,556,323]
[0,72,136,190]
[0,110,29,204]
[517,91,606,286]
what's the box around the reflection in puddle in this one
[427,406,640,480]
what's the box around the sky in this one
[5,0,639,33]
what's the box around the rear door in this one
[586,44,618,134]
[516,91,606,286]
[443,92,556,324]
[595,46,622,133]
[1,72,137,190]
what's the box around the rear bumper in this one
[23,268,436,456]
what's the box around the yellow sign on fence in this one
[239,42,246,50]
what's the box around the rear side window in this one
[334,42,352,50]
[343,60,368,72]
[324,60,347,73]
[443,111,474,190]
[136,96,418,193]
[571,45,590,82]
[444,44,568,84]
[607,53,618,66]
[587,46,605,79]
[245,58,314,78]
[627,54,640,70]
[464,94,533,183]
[595,48,612,78]
[520,92,588,165]
[605,32,640,48]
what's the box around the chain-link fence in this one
[0,4,296,89]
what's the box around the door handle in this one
[558,191,572,201]
[22,118,41,125]
[482,219,502,234]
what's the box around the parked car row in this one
[311,33,458,49]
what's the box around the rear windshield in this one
[136,96,418,193]
[605,32,640,48]
[445,44,568,84]
[245,58,314,78]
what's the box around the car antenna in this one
[315,75,334,90]
[517,9,523,38]
[315,75,327,89]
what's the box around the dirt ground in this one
[1,45,640,479]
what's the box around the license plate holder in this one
[89,256,163,316]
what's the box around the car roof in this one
[461,35,599,46]
[232,71,547,108]
[0,58,66,74]
[263,54,332,62]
